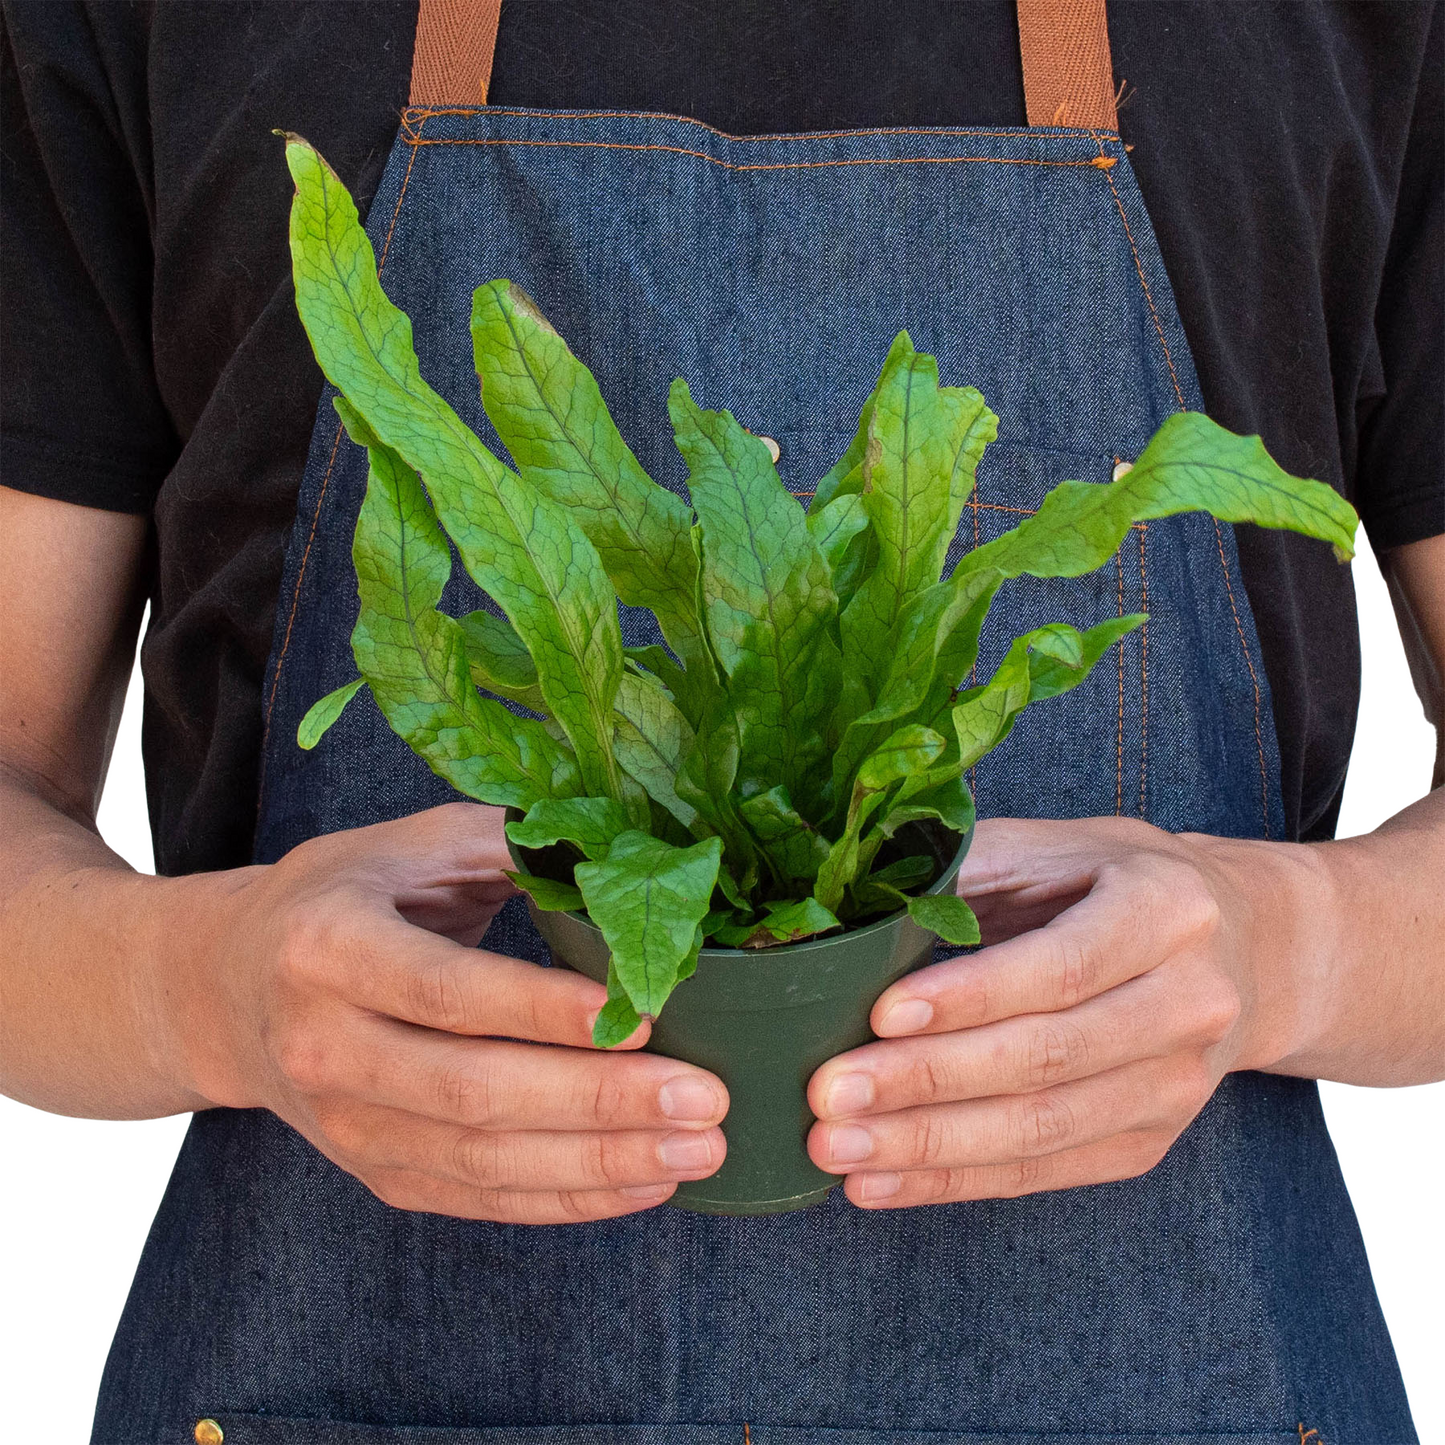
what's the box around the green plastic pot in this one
[506,818,972,1216]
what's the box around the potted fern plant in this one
[284,135,1357,1215]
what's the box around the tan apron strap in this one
[409,0,502,106]
[407,0,1117,128]
[1017,0,1118,130]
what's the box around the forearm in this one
[1212,785,1445,1087]
[0,766,217,1118]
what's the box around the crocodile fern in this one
[282,135,1358,1046]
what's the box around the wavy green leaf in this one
[628,649,717,741]
[847,854,939,921]
[670,379,840,798]
[952,616,1146,769]
[840,337,998,689]
[856,724,947,790]
[940,384,998,540]
[870,855,939,890]
[340,400,577,807]
[758,896,841,944]
[593,960,645,1048]
[737,785,831,886]
[806,492,870,575]
[675,694,761,891]
[809,492,877,628]
[297,677,364,749]
[815,725,946,913]
[506,871,585,911]
[829,566,1002,817]
[458,608,546,710]
[876,771,976,840]
[711,919,759,948]
[613,671,698,832]
[907,892,980,946]
[957,411,1358,583]
[282,133,625,802]
[808,330,913,515]
[506,797,633,861]
[574,832,723,1020]
[470,280,703,663]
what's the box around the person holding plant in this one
[2,2,1442,1443]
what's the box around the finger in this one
[953,816,1161,897]
[385,805,520,944]
[326,800,514,879]
[809,1055,1214,1176]
[813,965,1226,1117]
[337,1022,729,1132]
[397,886,517,949]
[840,1129,1174,1209]
[954,818,1202,949]
[871,854,1217,1036]
[293,803,519,945]
[308,909,621,1047]
[362,1165,679,1224]
[327,1102,727,1192]
[953,818,1099,943]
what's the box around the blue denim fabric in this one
[94,109,1413,1444]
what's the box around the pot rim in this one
[512,821,973,964]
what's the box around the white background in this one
[2,535,1440,1442]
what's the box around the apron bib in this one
[96,3,1414,1441]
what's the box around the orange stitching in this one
[967,497,1146,525]
[1091,131,1270,836]
[400,133,1113,174]
[401,105,1122,146]
[967,481,984,787]
[1212,519,1272,836]
[264,420,345,727]
[1139,523,1149,818]
[1115,551,1125,815]
[262,122,426,735]
[1091,136,1184,412]
[377,148,423,268]
[743,1426,751,1445]
[969,498,1036,517]
[1298,1428,1321,1445]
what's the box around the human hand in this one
[157,802,728,1223]
[807,816,1320,1207]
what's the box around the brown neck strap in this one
[409,0,1117,131]
[1017,0,1118,129]
[409,0,501,106]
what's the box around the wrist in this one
[135,863,264,1112]
[1186,832,1340,1074]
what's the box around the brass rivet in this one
[1112,459,1134,481]
[758,435,781,463]
[194,1421,224,1445]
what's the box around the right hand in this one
[158,801,729,1224]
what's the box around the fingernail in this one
[878,998,934,1035]
[857,1171,903,1202]
[621,1183,672,1200]
[824,1123,874,1165]
[658,1075,721,1121]
[821,1072,875,1117]
[658,1131,715,1173]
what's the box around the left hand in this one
[807,816,1319,1208]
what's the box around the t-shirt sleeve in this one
[1,5,178,514]
[1353,0,1444,551]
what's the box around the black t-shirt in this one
[3,1,1442,876]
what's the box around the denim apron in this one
[95,2,1416,1442]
